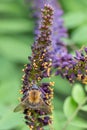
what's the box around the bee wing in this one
[14,96,28,112]
[39,98,52,114]
[14,103,25,112]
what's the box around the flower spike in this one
[15,4,54,130]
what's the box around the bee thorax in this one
[28,90,41,104]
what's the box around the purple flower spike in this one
[16,4,55,130]
[32,0,87,85]
[32,0,68,63]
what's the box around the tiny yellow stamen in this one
[82,76,87,84]
[49,82,55,86]
[19,90,23,94]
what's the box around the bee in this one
[14,84,51,114]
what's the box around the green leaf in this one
[85,85,87,92]
[80,0,87,6]
[72,84,86,104]
[71,25,87,43]
[53,111,62,130]
[63,97,78,119]
[0,37,32,63]
[54,97,63,110]
[81,105,87,111]
[0,19,33,34]
[0,58,15,80]
[64,12,87,29]
[53,111,83,130]
[61,0,87,11]
[21,126,29,130]
[0,78,21,104]
[71,117,87,128]
[0,104,24,129]
[0,3,27,16]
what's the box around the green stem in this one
[62,97,87,130]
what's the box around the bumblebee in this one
[14,84,51,113]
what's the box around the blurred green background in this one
[0,0,87,130]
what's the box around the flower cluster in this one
[20,4,54,130]
[32,0,68,63]
[56,47,87,84]
[15,0,87,129]
[32,0,87,85]
[74,48,87,84]
[48,0,68,60]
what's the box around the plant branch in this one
[62,97,87,130]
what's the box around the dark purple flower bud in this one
[84,47,87,53]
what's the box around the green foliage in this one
[64,12,87,29]
[71,118,87,129]
[81,105,87,112]
[71,25,87,44]
[0,0,87,130]
[63,97,78,119]
[0,0,33,129]
[0,19,33,34]
[61,0,87,46]
[0,58,15,80]
[0,104,24,129]
[63,84,87,129]
[0,37,32,63]
[72,84,86,104]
